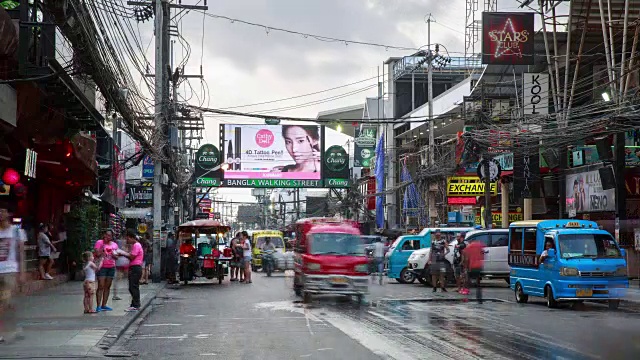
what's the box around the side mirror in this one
[620,248,626,258]
[547,249,556,259]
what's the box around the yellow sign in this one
[137,223,148,234]
[566,222,581,228]
[252,230,283,238]
[447,176,498,197]
[476,212,524,226]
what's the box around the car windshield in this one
[360,236,380,245]
[558,234,622,259]
[309,233,364,255]
[256,236,284,248]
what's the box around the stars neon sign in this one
[487,17,530,60]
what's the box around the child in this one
[83,251,102,314]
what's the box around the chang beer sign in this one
[323,145,350,188]
[354,127,377,168]
[194,144,221,186]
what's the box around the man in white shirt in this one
[372,238,385,285]
[0,206,26,343]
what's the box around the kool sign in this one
[447,176,498,197]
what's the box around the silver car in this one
[464,229,510,283]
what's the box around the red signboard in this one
[367,177,376,210]
[482,12,535,65]
[448,197,477,205]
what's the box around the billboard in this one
[354,127,377,168]
[222,124,322,181]
[482,12,535,65]
[566,168,615,214]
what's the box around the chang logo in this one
[325,145,348,172]
[195,144,220,170]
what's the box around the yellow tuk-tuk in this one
[251,230,284,271]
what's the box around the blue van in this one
[509,220,628,309]
[386,227,473,283]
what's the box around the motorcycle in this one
[179,253,196,284]
[262,249,275,277]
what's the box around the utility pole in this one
[426,14,436,226]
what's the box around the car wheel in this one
[400,267,416,284]
[515,283,528,303]
[608,299,620,310]
[545,285,558,308]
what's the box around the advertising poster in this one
[482,12,535,65]
[566,168,615,214]
[354,127,377,168]
[222,124,322,182]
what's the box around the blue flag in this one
[375,133,385,229]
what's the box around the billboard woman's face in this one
[284,126,316,164]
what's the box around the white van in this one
[407,229,510,285]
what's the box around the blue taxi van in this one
[386,227,473,284]
[508,220,628,309]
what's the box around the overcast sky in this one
[129,0,546,203]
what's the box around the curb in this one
[96,284,165,350]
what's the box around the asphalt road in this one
[119,272,640,360]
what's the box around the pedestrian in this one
[94,229,119,312]
[142,234,152,285]
[0,206,26,343]
[372,237,385,285]
[82,251,102,314]
[165,232,177,283]
[241,231,252,284]
[452,233,467,294]
[122,229,143,312]
[37,223,56,280]
[112,236,130,301]
[231,232,244,282]
[428,229,449,292]
[464,239,486,303]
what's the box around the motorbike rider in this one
[261,238,276,252]
[180,238,196,256]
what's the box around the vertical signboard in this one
[523,73,549,116]
[142,156,154,179]
[193,143,221,187]
[513,143,541,202]
[482,12,535,65]
[323,144,350,188]
[354,127,377,168]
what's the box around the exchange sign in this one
[447,176,498,197]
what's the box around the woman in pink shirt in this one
[123,229,144,311]
[94,230,119,312]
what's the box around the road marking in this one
[367,310,404,326]
[143,323,183,327]
[317,348,333,351]
[194,334,212,339]
[300,355,312,358]
[200,354,217,356]
[304,308,314,336]
[186,314,206,317]
[134,334,188,341]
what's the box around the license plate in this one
[332,277,348,284]
[576,288,593,297]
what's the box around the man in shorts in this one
[452,233,467,294]
[0,206,26,343]
[427,229,449,292]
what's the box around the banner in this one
[354,127,377,168]
[222,124,322,181]
[566,168,615,214]
[482,12,535,65]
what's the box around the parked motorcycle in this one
[179,253,196,284]
[262,249,275,277]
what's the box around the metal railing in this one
[393,56,483,79]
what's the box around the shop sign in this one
[447,176,498,197]
[447,197,477,205]
[325,178,350,188]
[142,156,154,178]
[566,168,615,213]
[482,12,535,65]
[354,127,377,168]
[127,186,153,207]
[24,149,37,178]
[195,144,220,171]
[193,177,220,187]
[523,73,549,115]
[325,145,348,172]
[475,212,524,225]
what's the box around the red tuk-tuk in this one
[177,219,232,285]
[292,217,369,303]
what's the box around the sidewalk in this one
[0,280,163,359]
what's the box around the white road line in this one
[143,323,183,327]
[317,348,333,351]
[200,354,217,357]
[134,334,188,341]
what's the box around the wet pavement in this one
[115,273,640,359]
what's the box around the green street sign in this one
[193,177,220,187]
[223,179,322,188]
[265,118,281,125]
[325,178,350,188]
